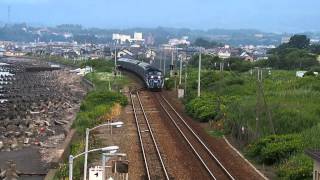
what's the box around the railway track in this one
[130,90,170,180]
[156,93,235,180]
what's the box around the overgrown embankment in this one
[182,69,320,179]
[53,59,128,179]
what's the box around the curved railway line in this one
[130,90,170,180]
[156,93,235,180]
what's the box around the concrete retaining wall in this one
[81,77,96,92]
[44,129,78,180]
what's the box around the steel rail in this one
[137,91,170,180]
[158,94,235,180]
[130,91,151,179]
[158,99,217,180]
[130,91,170,180]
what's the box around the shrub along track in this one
[159,90,265,180]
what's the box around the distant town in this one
[1,23,320,67]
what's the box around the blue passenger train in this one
[117,58,164,90]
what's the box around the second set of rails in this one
[130,90,170,180]
[130,89,235,180]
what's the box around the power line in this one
[255,68,275,137]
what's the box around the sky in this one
[0,0,319,32]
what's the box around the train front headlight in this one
[151,76,154,78]
[158,76,161,79]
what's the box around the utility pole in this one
[170,47,174,77]
[198,51,201,97]
[255,67,275,137]
[184,52,188,96]
[179,52,183,85]
[185,72,187,95]
[163,50,166,75]
[160,47,162,72]
[219,61,225,72]
[114,43,117,70]
[255,68,262,138]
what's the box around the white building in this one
[145,49,156,60]
[133,32,143,41]
[218,49,231,59]
[112,34,131,44]
[112,32,144,44]
[168,37,190,46]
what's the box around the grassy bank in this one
[53,59,128,179]
[183,68,320,179]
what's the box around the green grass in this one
[54,59,128,179]
[207,129,225,137]
[183,68,320,179]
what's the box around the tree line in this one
[190,35,320,71]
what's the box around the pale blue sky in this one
[0,0,319,32]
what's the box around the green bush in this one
[54,163,68,179]
[277,153,313,180]
[83,59,114,72]
[164,78,175,90]
[81,90,127,111]
[185,93,223,122]
[182,67,320,179]
[54,56,128,179]
[301,123,320,149]
[247,134,303,165]
[74,90,127,134]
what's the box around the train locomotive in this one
[117,58,164,90]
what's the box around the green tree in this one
[310,44,320,54]
[287,35,310,49]
[228,57,252,72]
[188,54,221,69]
[267,35,318,70]
[193,38,223,49]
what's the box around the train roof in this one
[118,58,140,65]
[118,58,162,72]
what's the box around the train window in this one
[148,71,161,75]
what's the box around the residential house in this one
[244,56,254,62]
[218,49,231,59]
[117,48,135,59]
[306,150,320,180]
[145,49,156,60]
[240,52,254,62]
